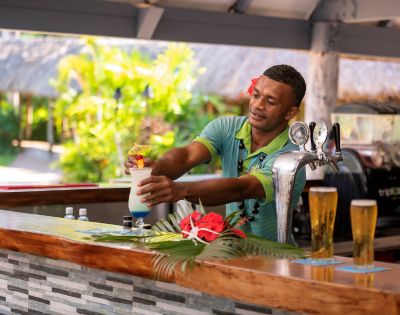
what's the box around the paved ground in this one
[0,141,62,184]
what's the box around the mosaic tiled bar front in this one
[0,249,298,315]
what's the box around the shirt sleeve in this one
[193,117,226,158]
[247,155,276,204]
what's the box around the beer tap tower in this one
[272,121,342,243]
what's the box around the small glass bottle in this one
[64,207,76,220]
[123,215,133,230]
[78,208,89,221]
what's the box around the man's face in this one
[248,75,299,132]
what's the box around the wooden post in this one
[7,91,22,147]
[305,22,341,129]
[305,22,342,179]
[25,95,33,140]
[47,101,54,153]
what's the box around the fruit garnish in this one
[128,144,146,168]
[136,154,145,168]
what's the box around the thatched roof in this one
[0,37,399,99]
[0,38,82,98]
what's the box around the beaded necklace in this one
[237,139,265,222]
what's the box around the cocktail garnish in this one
[137,154,144,169]
[128,144,146,169]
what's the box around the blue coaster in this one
[76,228,135,235]
[292,258,345,266]
[336,265,389,273]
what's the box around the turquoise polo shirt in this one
[194,116,306,241]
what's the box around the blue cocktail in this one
[128,167,152,235]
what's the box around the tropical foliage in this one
[52,38,236,182]
[0,99,19,154]
[90,201,306,280]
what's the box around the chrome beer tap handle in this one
[325,122,343,172]
[289,121,309,152]
[327,157,340,172]
[312,122,329,166]
[309,122,317,153]
[308,122,317,170]
[273,120,343,243]
[332,122,343,160]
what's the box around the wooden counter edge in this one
[0,186,130,208]
[175,260,400,315]
[0,226,399,315]
[0,227,158,280]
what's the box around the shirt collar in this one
[235,119,289,158]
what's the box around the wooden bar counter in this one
[0,210,399,315]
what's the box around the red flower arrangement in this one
[180,211,246,243]
[90,202,305,280]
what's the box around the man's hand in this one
[124,155,156,175]
[136,175,185,207]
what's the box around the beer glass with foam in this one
[350,199,378,270]
[308,187,338,261]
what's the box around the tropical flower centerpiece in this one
[90,201,306,279]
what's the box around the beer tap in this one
[308,122,317,170]
[272,121,342,243]
[328,122,342,172]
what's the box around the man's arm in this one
[125,142,211,180]
[138,174,265,207]
[152,142,211,180]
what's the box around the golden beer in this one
[309,187,338,260]
[354,274,375,288]
[350,199,377,269]
[311,266,334,282]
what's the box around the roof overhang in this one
[0,0,399,59]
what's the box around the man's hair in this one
[263,65,306,107]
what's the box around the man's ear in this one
[285,107,299,121]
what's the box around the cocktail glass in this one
[128,167,152,235]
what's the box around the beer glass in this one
[309,187,338,261]
[354,274,375,288]
[350,199,378,270]
[129,167,152,235]
[311,266,334,282]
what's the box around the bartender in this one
[125,64,306,241]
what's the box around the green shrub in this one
[53,39,236,182]
[0,100,19,153]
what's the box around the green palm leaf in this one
[149,240,206,280]
[153,218,175,233]
[175,199,193,220]
[168,213,181,231]
[243,234,307,259]
[90,231,181,243]
[89,234,149,242]
[89,201,307,280]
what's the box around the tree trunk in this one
[47,102,54,153]
[305,22,341,180]
[25,95,33,140]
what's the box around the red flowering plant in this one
[180,210,245,244]
[91,200,305,280]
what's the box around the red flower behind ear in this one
[247,77,259,96]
